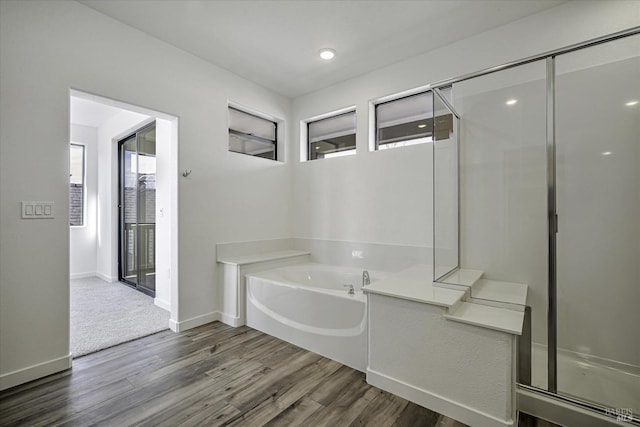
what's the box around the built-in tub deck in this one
[365,264,528,426]
[216,243,529,426]
[217,249,311,266]
[364,264,527,335]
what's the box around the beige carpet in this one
[70,277,170,358]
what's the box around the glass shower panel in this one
[555,34,640,414]
[433,88,459,280]
[451,62,548,385]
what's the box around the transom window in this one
[228,106,278,161]
[307,110,356,160]
[375,91,434,150]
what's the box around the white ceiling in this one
[70,96,122,127]
[78,0,566,98]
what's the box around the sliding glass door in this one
[118,122,157,297]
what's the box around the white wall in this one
[155,118,174,311]
[70,124,98,278]
[0,0,291,390]
[291,144,433,247]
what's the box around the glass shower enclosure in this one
[432,29,639,424]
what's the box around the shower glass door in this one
[555,34,639,416]
[451,60,548,388]
[433,87,460,281]
[118,122,156,297]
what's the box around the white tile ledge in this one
[364,264,466,308]
[217,250,310,266]
[444,302,524,335]
[470,279,528,306]
[436,268,484,288]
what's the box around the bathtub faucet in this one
[362,270,370,287]
[343,284,355,295]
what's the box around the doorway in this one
[118,122,157,297]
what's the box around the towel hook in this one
[182,169,192,178]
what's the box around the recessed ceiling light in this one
[602,151,612,156]
[625,100,638,107]
[319,48,335,60]
[506,99,518,106]
[418,124,427,128]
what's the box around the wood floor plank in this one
[303,384,380,427]
[0,321,543,427]
[224,357,343,427]
[392,401,442,427]
[96,375,220,426]
[263,397,323,427]
[436,414,471,427]
[307,365,366,406]
[348,389,409,427]
[19,378,134,427]
[226,350,322,413]
[137,381,237,427]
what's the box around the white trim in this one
[69,88,177,121]
[372,84,432,105]
[303,105,356,124]
[169,311,221,333]
[154,298,171,312]
[368,101,376,152]
[0,354,72,391]
[95,272,117,283]
[70,272,96,280]
[228,100,282,123]
[367,368,515,427]
[219,312,242,327]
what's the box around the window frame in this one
[374,90,435,151]
[228,105,279,161]
[305,109,357,161]
[69,142,86,227]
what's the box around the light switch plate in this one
[22,201,55,219]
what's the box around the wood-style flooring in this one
[0,322,557,426]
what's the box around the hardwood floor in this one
[0,322,555,426]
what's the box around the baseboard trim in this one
[219,312,243,327]
[154,298,171,312]
[70,272,96,280]
[0,354,72,391]
[367,369,514,427]
[96,272,117,283]
[169,311,221,333]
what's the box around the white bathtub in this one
[245,263,385,372]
